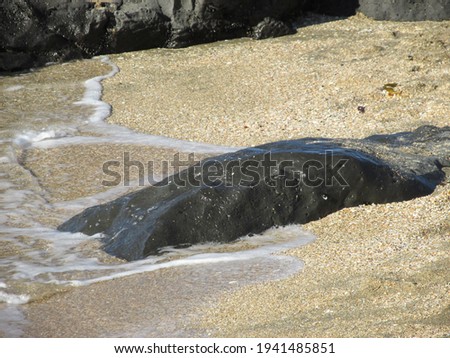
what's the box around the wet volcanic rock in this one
[58,126,450,261]
[0,0,304,72]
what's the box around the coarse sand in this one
[14,14,450,337]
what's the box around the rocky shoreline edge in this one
[2,0,449,72]
[59,126,449,261]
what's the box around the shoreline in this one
[3,14,449,337]
[201,184,449,337]
[3,53,309,338]
[101,13,450,337]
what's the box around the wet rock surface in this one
[59,126,450,261]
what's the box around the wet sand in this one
[22,257,300,337]
[12,14,450,337]
[23,144,209,203]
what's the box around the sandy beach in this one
[10,14,449,337]
[102,13,449,337]
[105,13,449,146]
[201,185,449,337]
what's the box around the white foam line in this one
[0,291,30,305]
[12,129,76,149]
[6,232,312,283]
[74,56,119,123]
[56,229,315,287]
[0,284,30,305]
[30,55,240,154]
[3,85,24,92]
[32,129,241,154]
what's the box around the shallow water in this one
[0,57,314,337]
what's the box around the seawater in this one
[0,56,315,337]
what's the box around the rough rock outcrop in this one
[0,0,305,71]
[359,0,450,21]
[59,126,450,261]
[252,17,296,40]
[303,0,360,16]
[303,0,450,20]
[2,1,449,71]
[0,0,85,71]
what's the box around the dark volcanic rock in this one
[58,126,450,261]
[359,0,450,21]
[303,0,450,20]
[0,0,85,71]
[0,0,305,72]
[110,2,169,53]
[3,0,449,71]
[252,17,296,40]
[304,0,359,17]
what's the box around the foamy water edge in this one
[0,57,315,338]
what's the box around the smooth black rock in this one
[58,126,450,261]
